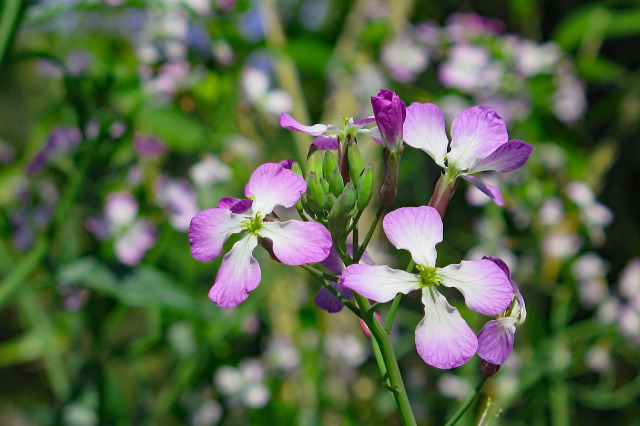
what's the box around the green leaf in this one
[59,258,197,312]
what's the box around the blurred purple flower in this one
[26,126,82,175]
[155,177,199,231]
[134,134,166,158]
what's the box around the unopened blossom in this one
[403,103,533,205]
[476,257,526,371]
[189,163,332,307]
[339,206,513,369]
[371,89,407,204]
[371,90,406,152]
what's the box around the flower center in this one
[241,213,263,235]
[416,264,441,288]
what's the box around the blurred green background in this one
[1,0,640,425]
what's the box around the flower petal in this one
[217,197,253,214]
[477,318,516,365]
[353,117,376,125]
[448,106,508,172]
[461,175,504,206]
[438,259,513,315]
[415,286,478,369]
[339,264,420,303]
[383,206,442,267]
[321,247,344,275]
[245,163,306,215]
[280,113,328,136]
[209,234,261,308]
[189,208,245,262]
[312,136,339,150]
[259,220,332,265]
[314,283,353,313]
[403,103,449,167]
[471,140,534,173]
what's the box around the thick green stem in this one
[355,294,416,425]
[445,375,488,426]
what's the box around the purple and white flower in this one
[476,257,526,368]
[279,113,379,150]
[403,103,533,205]
[189,163,333,307]
[339,206,513,369]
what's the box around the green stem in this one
[355,294,416,425]
[385,295,403,332]
[354,204,385,262]
[0,0,23,70]
[445,375,488,426]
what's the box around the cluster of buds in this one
[297,143,374,242]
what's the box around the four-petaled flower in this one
[339,206,514,369]
[477,256,526,369]
[279,113,379,150]
[403,103,534,205]
[189,163,333,307]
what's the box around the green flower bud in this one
[306,172,325,215]
[356,164,375,211]
[348,143,364,186]
[328,182,357,239]
[320,177,330,195]
[329,168,344,197]
[306,145,323,177]
[324,193,336,212]
[323,151,339,180]
[291,161,303,177]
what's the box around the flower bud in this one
[306,145,324,177]
[347,143,364,186]
[328,183,356,238]
[356,164,374,211]
[329,168,344,197]
[305,172,325,215]
[291,161,303,177]
[320,177,330,195]
[481,360,501,377]
[371,89,406,153]
[323,151,339,181]
[324,193,336,212]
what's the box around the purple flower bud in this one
[371,90,406,152]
